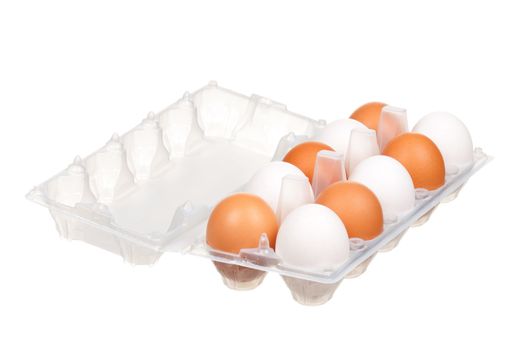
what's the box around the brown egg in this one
[315,181,383,240]
[382,132,445,190]
[282,141,334,183]
[206,193,278,254]
[350,102,386,131]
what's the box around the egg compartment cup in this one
[27,82,491,305]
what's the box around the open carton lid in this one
[27,82,319,254]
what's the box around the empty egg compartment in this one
[27,82,318,265]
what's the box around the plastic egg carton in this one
[27,82,490,305]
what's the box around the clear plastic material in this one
[27,82,491,305]
[346,128,380,175]
[276,175,314,224]
[311,151,346,198]
[210,234,280,290]
[378,228,408,252]
[377,105,408,151]
[213,262,267,290]
[346,253,376,278]
[282,276,341,306]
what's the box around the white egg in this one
[412,112,473,172]
[275,204,349,271]
[315,119,368,157]
[349,155,415,220]
[244,161,306,213]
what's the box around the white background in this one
[1,1,525,349]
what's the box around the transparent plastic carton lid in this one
[27,81,491,284]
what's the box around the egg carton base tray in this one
[182,149,490,284]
